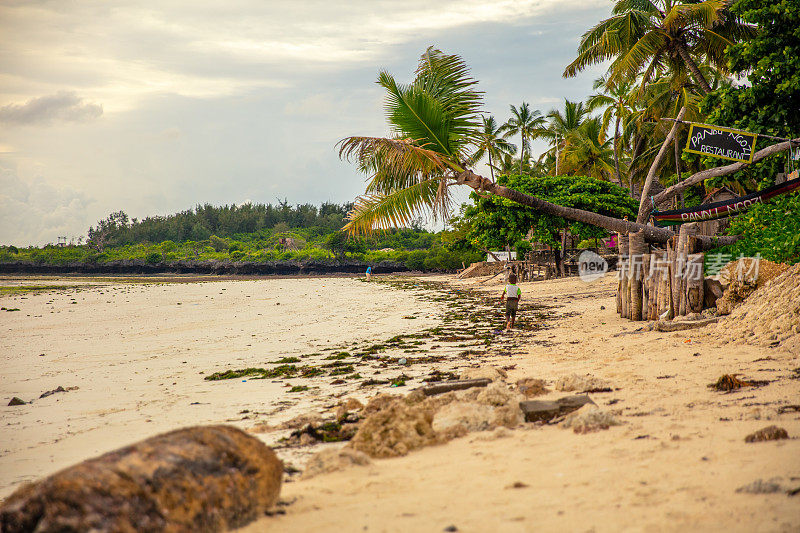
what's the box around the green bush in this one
[209,235,228,252]
[146,251,161,264]
[716,192,800,265]
[515,239,532,256]
[405,250,427,270]
[164,252,178,262]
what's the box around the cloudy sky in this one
[0,0,611,245]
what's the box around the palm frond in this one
[343,179,451,235]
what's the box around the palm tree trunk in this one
[675,42,712,94]
[628,136,645,193]
[613,115,622,185]
[488,150,495,180]
[519,134,526,172]
[636,106,686,224]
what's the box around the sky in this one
[0,0,612,246]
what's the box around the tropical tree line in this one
[340,0,798,258]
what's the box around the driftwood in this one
[420,378,492,396]
[519,395,596,423]
[0,425,283,533]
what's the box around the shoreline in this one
[246,272,800,532]
[0,273,550,498]
[0,259,414,277]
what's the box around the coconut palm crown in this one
[563,0,756,94]
[337,47,483,234]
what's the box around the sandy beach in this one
[0,275,452,495]
[2,273,799,531]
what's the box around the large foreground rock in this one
[0,425,282,532]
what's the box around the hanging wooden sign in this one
[684,124,757,163]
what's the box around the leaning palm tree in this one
[499,102,545,171]
[338,47,718,244]
[469,115,517,180]
[563,0,757,94]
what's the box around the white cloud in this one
[0,0,606,112]
[0,91,102,125]
[0,165,94,246]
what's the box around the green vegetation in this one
[465,174,637,250]
[0,201,482,272]
[718,192,800,265]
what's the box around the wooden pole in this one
[676,223,698,316]
[619,234,630,318]
[685,253,705,314]
[629,230,646,321]
[642,253,652,320]
[666,238,677,319]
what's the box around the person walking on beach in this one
[365,265,372,281]
[500,273,522,331]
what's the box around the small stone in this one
[302,448,371,479]
[516,378,549,398]
[745,425,789,443]
[8,397,26,406]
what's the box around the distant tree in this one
[469,115,517,180]
[87,211,129,251]
[499,103,546,171]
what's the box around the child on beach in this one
[500,273,521,331]
[365,265,372,281]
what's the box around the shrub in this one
[209,235,228,252]
[717,192,800,265]
[146,251,161,264]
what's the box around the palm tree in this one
[537,99,590,175]
[563,0,757,94]
[560,117,617,179]
[469,115,517,180]
[587,77,637,185]
[499,102,545,171]
[337,47,677,242]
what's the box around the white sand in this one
[0,275,445,496]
